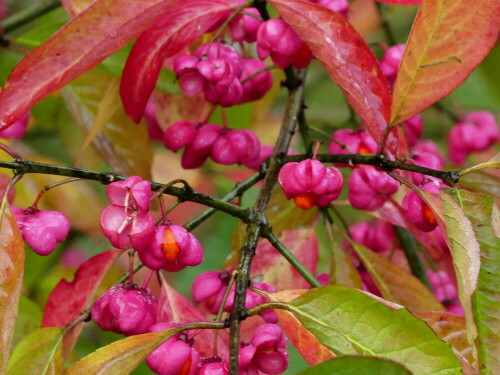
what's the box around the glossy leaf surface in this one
[0,0,181,129]
[63,72,153,177]
[447,190,500,373]
[0,207,25,373]
[286,285,462,374]
[66,328,177,374]
[7,327,63,375]
[298,355,412,375]
[269,0,392,149]
[272,290,335,365]
[120,0,239,122]
[390,0,500,124]
[350,239,444,311]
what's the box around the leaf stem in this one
[0,0,61,35]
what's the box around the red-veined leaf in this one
[268,0,393,151]
[390,0,500,125]
[0,206,24,373]
[42,250,121,358]
[157,273,228,358]
[271,290,335,365]
[120,0,239,122]
[0,0,182,130]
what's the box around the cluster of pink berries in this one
[164,122,266,170]
[100,176,204,271]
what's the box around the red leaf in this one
[268,0,393,151]
[0,0,181,130]
[0,207,25,373]
[157,273,228,358]
[42,250,121,328]
[390,0,500,124]
[120,0,239,122]
[250,228,318,290]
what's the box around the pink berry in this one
[402,180,444,232]
[100,205,155,250]
[239,58,273,104]
[278,160,343,209]
[403,114,423,148]
[91,283,158,335]
[309,0,349,19]
[427,270,458,303]
[229,7,262,42]
[251,324,289,374]
[137,225,204,272]
[348,166,399,211]
[198,360,229,375]
[146,323,200,375]
[195,43,243,78]
[211,129,261,166]
[349,220,396,253]
[106,176,152,214]
[317,273,330,285]
[380,44,405,85]
[412,140,445,164]
[328,129,378,167]
[0,111,29,140]
[13,207,70,256]
[163,121,198,152]
[192,271,229,304]
[410,150,443,185]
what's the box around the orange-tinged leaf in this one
[349,239,445,312]
[269,0,393,150]
[329,236,363,289]
[61,0,94,17]
[62,72,153,177]
[157,273,228,358]
[0,205,24,373]
[415,312,472,364]
[390,0,500,125]
[65,328,178,375]
[0,0,181,129]
[271,290,335,365]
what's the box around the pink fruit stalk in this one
[402,180,444,232]
[278,159,344,210]
[146,323,200,375]
[0,111,29,140]
[137,224,204,272]
[348,166,399,211]
[256,19,312,69]
[13,207,70,256]
[92,283,158,335]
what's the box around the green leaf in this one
[349,239,444,312]
[459,153,500,176]
[66,328,178,375]
[458,169,500,198]
[7,327,63,375]
[286,285,462,375]
[298,356,413,375]
[329,236,362,289]
[0,207,25,373]
[441,190,481,365]
[12,296,42,349]
[446,190,500,373]
[62,72,153,177]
